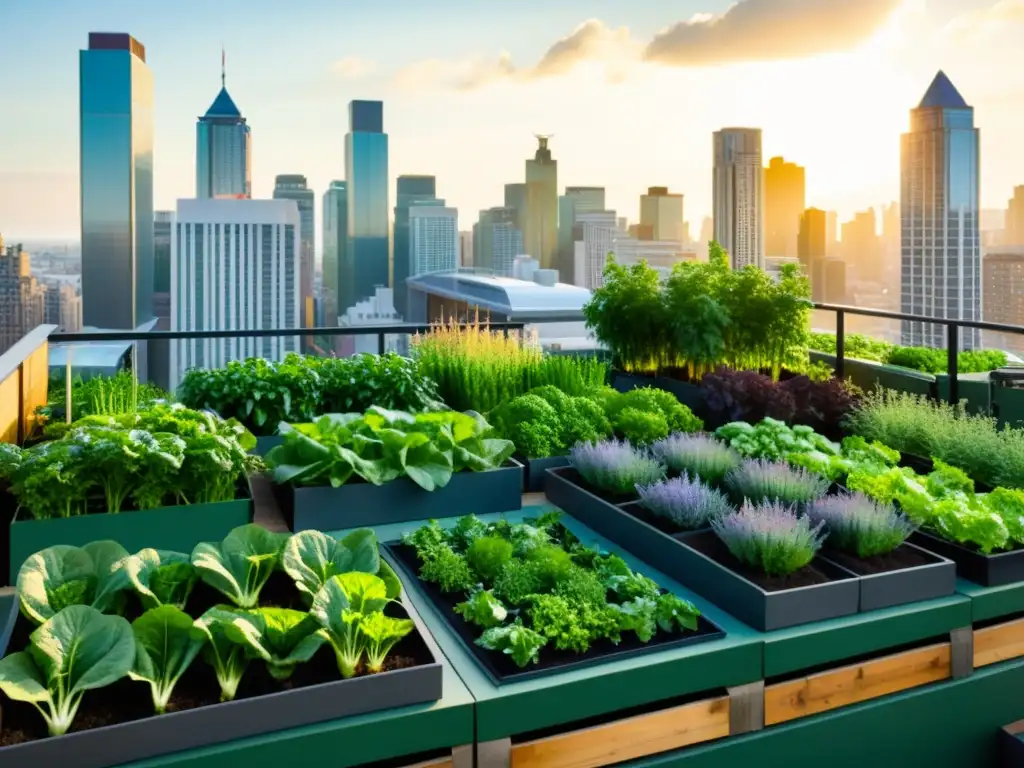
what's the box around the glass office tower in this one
[196,67,251,199]
[343,100,389,316]
[273,174,315,329]
[322,181,348,329]
[393,175,439,318]
[79,32,154,329]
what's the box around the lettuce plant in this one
[476,619,547,668]
[0,605,135,736]
[724,459,830,506]
[17,540,131,625]
[195,607,250,701]
[650,433,740,484]
[712,501,827,576]
[636,475,733,530]
[283,529,401,602]
[191,524,289,608]
[121,548,198,610]
[310,572,392,678]
[129,605,206,713]
[806,493,915,558]
[222,608,326,681]
[455,589,508,629]
[569,439,665,496]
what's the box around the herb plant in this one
[650,433,740,484]
[489,390,612,459]
[724,459,831,505]
[805,493,915,558]
[636,475,733,530]
[712,501,826,576]
[569,439,666,496]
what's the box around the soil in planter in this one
[387,539,724,683]
[559,468,639,505]
[682,530,836,591]
[822,543,936,576]
[0,571,431,746]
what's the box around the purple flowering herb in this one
[570,439,665,496]
[806,492,915,558]
[711,500,826,576]
[637,474,734,531]
[724,459,830,505]
[650,433,741,485]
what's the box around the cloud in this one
[939,0,1024,45]
[989,0,1024,21]
[331,56,377,80]
[644,0,902,66]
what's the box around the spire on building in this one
[202,48,242,119]
[918,70,969,109]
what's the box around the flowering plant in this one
[650,434,740,485]
[724,459,830,505]
[636,475,732,531]
[805,493,915,558]
[711,501,826,576]
[570,439,665,496]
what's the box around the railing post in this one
[835,309,845,381]
[947,323,959,405]
[377,333,386,355]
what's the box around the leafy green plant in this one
[40,369,169,423]
[489,389,615,459]
[0,605,135,736]
[129,605,206,713]
[454,589,508,628]
[466,536,515,581]
[419,544,476,592]
[476,619,548,668]
[221,608,326,681]
[194,607,251,702]
[359,612,416,673]
[17,541,130,625]
[191,524,288,608]
[121,549,198,610]
[282,529,401,601]
[807,332,1007,374]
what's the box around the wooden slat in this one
[974,618,1024,668]
[510,696,729,768]
[764,641,951,726]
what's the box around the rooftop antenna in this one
[534,133,554,149]
[221,45,226,87]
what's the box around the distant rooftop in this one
[407,270,590,318]
[203,87,243,119]
[918,70,969,109]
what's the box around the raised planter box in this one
[276,460,524,532]
[0,593,443,768]
[519,455,568,493]
[820,543,956,612]
[253,434,284,456]
[910,530,1024,587]
[7,481,254,585]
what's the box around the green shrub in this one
[612,407,670,445]
[466,536,515,582]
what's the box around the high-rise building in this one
[273,175,315,329]
[524,136,558,268]
[814,259,848,304]
[713,128,764,269]
[321,181,347,327]
[43,282,82,333]
[473,207,523,277]
[410,207,458,276]
[611,236,696,274]
[798,207,827,296]
[344,101,389,315]
[826,211,839,257]
[573,211,621,290]
[764,157,806,258]
[639,187,685,243]
[196,54,251,199]
[504,183,528,231]
[558,186,605,282]
[169,199,300,389]
[983,249,1024,355]
[80,32,154,330]
[841,209,882,284]
[393,175,439,318]
[0,243,45,354]
[458,231,474,267]
[699,217,713,246]
[1006,186,1024,246]
[900,71,981,349]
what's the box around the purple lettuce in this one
[724,459,830,505]
[650,433,741,485]
[711,500,826,576]
[570,439,665,496]
[806,492,915,558]
[637,475,733,531]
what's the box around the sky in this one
[1,0,1022,241]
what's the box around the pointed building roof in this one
[918,71,969,109]
[203,87,242,119]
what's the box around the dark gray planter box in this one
[610,371,657,393]
[910,530,1024,587]
[277,459,524,532]
[253,434,284,456]
[819,543,956,612]
[654,376,707,413]
[521,455,568,493]
[0,592,443,768]
[1000,721,1024,767]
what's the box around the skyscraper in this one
[900,71,981,349]
[474,207,523,277]
[764,157,806,258]
[410,207,458,275]
[196,53,251,199]
[983,249,1024,355]
[322,181,347,327]
[1006,186,1024,246]
[574,211,621,290]
[344,100,389,315]
[841,209,882,284]
[0,243,45,355]
[169,198,300,388]
[80,32,154,330]
[826,211,839,257]
[524,136,558,268]
[393,175,439,318]
[713,128,764,270]
[558,186,606,282]
[273,175,315,328]
[798,207,827,290]
[504,183,528,231]
[639,187,685,243]
[153,211,172,319]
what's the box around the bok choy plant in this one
[282,529,402,601]
[191,524,289,608]
[220,608,327,681]
[121,548,198,610]
[128,605,206,714]
[194,607,251,702]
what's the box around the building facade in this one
[639,187,685,243]
[764,157,806,259]
[321,181,347,327]
[169,199,300,388]
[0,243,45,354]
[841,209,882,285]
[558,186,605,283]
[524,136,558,269]
[798,207,827,297]
[410,206,458,277]
[195,62,251,199]
[573,211,621,290]
[272,175,315,328]
[43,281,83,333]
[393,175,439,318]
[473,207,523,277]
[80,32,154,330]
[1006,186,1024,246]
[713,128,764,270]
[344,101,389,317]
[459,231,474,267]
[900,71,981,349]
[983,249,1024,355]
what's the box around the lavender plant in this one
[806,492,915,559]
[636,475,733,531]
[570,439,665,497]
[711,501,826,576]
[724,459,830,506]
[650,433,741,485]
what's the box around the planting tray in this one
[0,592,444,768]
[520,455,568,493]
[385,537,726,684]
[911,530,1024,587]
[7,480,254,585]
[820,542,957,612]
[276,459,524,532]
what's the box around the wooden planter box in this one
[0,593,444,768]
[277,460,524,532]
[973,616,1024,669]
[7,481,254,585]
[910,530,1024,588]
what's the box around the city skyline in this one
[2,0,1022,240]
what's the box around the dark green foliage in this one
[809,332,1008,375]
[492,560,545,605]
[418,545,476,593]
[40,369,169,424]
[611,407,670,445]
[466,536,515,582]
